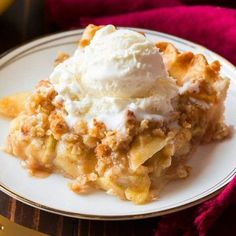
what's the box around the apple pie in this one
[2,25,230,204]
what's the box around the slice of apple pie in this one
[4,24,230,204]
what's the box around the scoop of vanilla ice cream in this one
[50,25,178,132]
[77,25,169,98]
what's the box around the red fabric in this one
[46,0,236,65]
[46,0,182,26]
[46,1,236,235]
[155,176,236,236]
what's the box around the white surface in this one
[0,29,235,219]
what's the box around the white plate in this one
[0,28,235,220]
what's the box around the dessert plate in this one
[0,28,235,220]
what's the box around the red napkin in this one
[46,0,236,65]
[155,175,236,236]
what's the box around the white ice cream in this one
[50,25,178,131]
[77,25,168,98]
